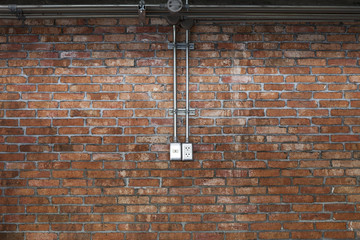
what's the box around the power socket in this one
[182,143,193,161]
[170,143,181,160]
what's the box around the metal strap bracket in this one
[168,42,194,50]
[8,4,25,20]
[138,0,146,25]
[169,108,195,116]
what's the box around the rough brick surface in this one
[1,18,360,239]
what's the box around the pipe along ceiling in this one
[1,2,360,21]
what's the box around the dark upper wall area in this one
[1,0,360,5]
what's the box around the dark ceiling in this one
[1,0,360,5]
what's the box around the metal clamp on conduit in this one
[169,109,195,116]
[8,5,25,20]
[168,42,194,50]
[138,0,146,25]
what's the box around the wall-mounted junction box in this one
[182,143,193,161]
[170,143,181,160]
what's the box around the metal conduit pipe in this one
[2,4,360,21]
[185,28,190,143]
[2,13,360,21]
[184,0,190,144]
[173,25,178,143]
[187,5,360,13]
[170,24,181,161]
[2,14,360,21]
[2,4,360,12]
[181,0,193,161]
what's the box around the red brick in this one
[159,233,190,240]
[127,179,159,187]
[285,222,315,231]
[2,21,360,238]
[291,232,322,239]
[324,231,355,239]
[312,67,341,74]
[25,233,56,240]
[226,232,257,240]
[285,75,313,81]
[124,233,156,240]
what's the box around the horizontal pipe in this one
[1,4,360,21]
[189,4,360,12]
[0,14,141,18]
[190,14,360,19]
[2,4,360,12]
[1,13,360,21]
[0,14,359,20]
[0,4,159,8]
[2,4,360,10]
[0,16,359,21]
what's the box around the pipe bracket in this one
[138,0,146,25]
[168,42,194,50]
[8,4,25,20]
[169,108,195,116]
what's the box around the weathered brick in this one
[1,20,360,239]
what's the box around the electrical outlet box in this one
[182,143,193,161]
[170,143,181,160]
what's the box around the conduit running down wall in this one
[172,24,178,143]
[185,28,190,143]
[170,21,193,160]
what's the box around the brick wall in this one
[1,17,360,240]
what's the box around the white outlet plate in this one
[170,143,181,160]
[182,143,193,161]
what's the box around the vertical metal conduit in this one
[185,28,190,143]
[185,0,190,143]
[173,25,178,142]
